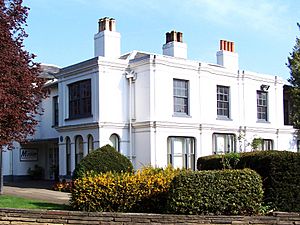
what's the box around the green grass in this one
[0,195,70,210]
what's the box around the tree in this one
[0,0,46,193]
[287,23,300,129]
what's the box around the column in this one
[58,142,66,177]
[70,142,76,175]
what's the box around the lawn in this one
[0,195,70,210]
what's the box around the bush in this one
[52,180,73,192]
[72,145,133,179]
[71,166,180,212]
[167,169,263,215]
[197,151,300,212]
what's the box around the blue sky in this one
[25,0,299,80]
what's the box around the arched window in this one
[87,135,94,153]
[109,134,120,151]
[75,135,84,165]
[65,137,71,176]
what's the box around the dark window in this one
[69,79,91,119]
[75,136,83,165]
[65,137,71,176]
[53,96,59,126]
[173,79,189,115]
[217,85,230,118]
[257,91,268,121]
[297,140,300,153]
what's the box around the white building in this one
[3,17,297,180]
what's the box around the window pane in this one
[69,79,91,119]
[213,133,236,154]
[168,137,195,170]
[173,79,189,114]
[217,85,230,118]
[257,91,268,121]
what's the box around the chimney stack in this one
[94,17,120,58]
[162,30,187,59]
[216,40,238,71]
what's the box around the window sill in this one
[256,120,270,124]
[172,113,191,118]
[216,116,232,121]
[65,114,93,121]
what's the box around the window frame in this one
[75,136,84,165]
[257,139,273,151]
[257,90,268,122]
[109,134,120,152]
[167,137,195,170]
[53,96,59,126]
[217,85,230,119]
[213,133,236,154]
[65,137,71,176]
[173,79,189,116]
[68,79,92,120]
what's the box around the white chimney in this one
[94,17,121,58]
[216,40,239,71]
[162,31,187,59]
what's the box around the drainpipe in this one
[125,69,137,163]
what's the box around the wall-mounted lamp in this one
[260,84,270,91]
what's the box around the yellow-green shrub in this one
[70,166,180,212]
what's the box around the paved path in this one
[3,181,70,205]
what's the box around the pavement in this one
[3,180,70,205]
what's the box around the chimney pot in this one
[109,18,116,31]
[177,32,183,43]
[220,39,234,52]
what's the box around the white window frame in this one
[217,85,230,119]
[167,137,195,170]
[213,133,236,154]
[173,79,189,115]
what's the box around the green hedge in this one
[197,151,300,212]
[72,145,133,179]
[167,169,263,215]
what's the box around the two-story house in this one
[3,17,297,180]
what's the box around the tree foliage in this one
[287,23,300,129]
[0,0,45,148]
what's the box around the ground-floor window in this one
[109,134,120,152]
[75,135,84,165]
[258,139,273,151]
[213,133,236,154]
[87,135,94,153]
[65,137,71,175]
[167,137,195,170]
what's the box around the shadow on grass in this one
[30,202,71,210]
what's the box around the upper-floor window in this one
[173,79,189,115]
[217,85,230,119]
[68,79,91,119]
[53,96,59,126]
[257,91,268,121]
[213,133,236,154]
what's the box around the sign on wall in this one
[20,148,38,161]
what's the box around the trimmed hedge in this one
[71,166,180,212]
[197,150,300,212]
[72,145,133,179]
[167,169,263,215]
